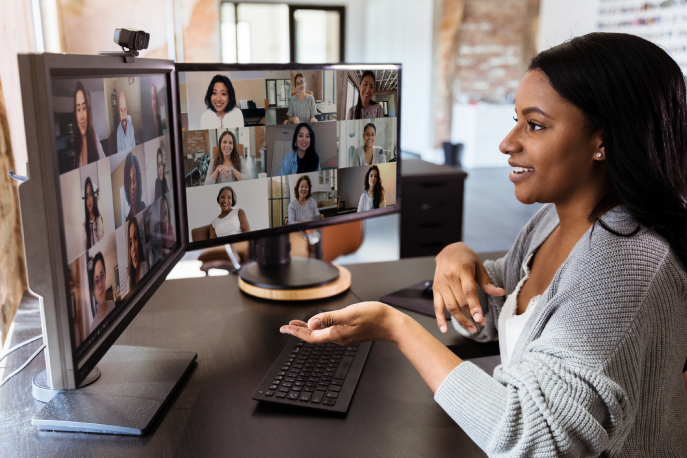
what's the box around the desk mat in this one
[380,281,450,319]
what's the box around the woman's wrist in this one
[383,305,411,347]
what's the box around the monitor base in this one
[31,345,197,435]
[32,366,102,403]
[239,262,351,300]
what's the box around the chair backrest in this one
[321,221,364,262]
[191,224,212,242]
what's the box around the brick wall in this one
[183,130,210,156]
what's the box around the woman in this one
[158,194,175,250]
[83,177,104,249]
[205,131,246,184]
[127,217,149,289]
[89,252,116,334]
[346,71,383,120]
[280,33,687,456]
[124,153,146,220]
[287,73,317,124]
[209,186,250,238]
[199,74,244,129]
[73,81,106,169]
[352,123,386,166]
[288,175,323,224]
[154,148,168,200]
[278,123,321,176]
[357,165,385,212]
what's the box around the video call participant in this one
[83,177,104,249]
[125,153,146,219]
[347,70,384,120]
[155,148,169,200]
[157,194,175,250]
[288,175,323,224]
[209,186,250,238]
[73,81,106,168]
[88,252,116,334]
[117,91,136,152]
[353,123,386,166]
[287,73,317,124]
[127,217,149,289]
[205,131,246,184]
[357,165,386,212]
[150,84,163,138]
[200,74,245,129]
[278,123,321,176]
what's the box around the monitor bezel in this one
[175,63,402,251]
[18,53,187,389]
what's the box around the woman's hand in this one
[318,214,324,219]
[292,116,300,124]
[280,302,403,346]
[433,242,506,334]
[310,117,318,123]
[217,165,231,179]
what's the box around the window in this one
[345,77,358,116]
[268,176,290,227]
[221,3,345,64]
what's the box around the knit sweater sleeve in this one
[436,225,685,456]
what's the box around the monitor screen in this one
[51,73,179,357]
[177,68,399,244]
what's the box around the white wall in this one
[451,104,513,168]
[538,0,599,51]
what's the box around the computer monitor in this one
[17,54,400,434]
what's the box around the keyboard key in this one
[291,386,302,392]
[325,392,339,399]
[299,392,312,402]
[328,385,341,392]
[313,368,323,373]
[294,382,305,387]
[306,382,318,387]
[293,364,303,369]
[278,371,286,376]
[275,376,283,380]
[321,376,332,382]
[269,385,278,390]
[282,382,293,388]
[285,377,295,382]
[287,392,299,400]
[311,393,323,403]
[331,379,344,386]
[323,398,336,406]
[296,342,304,347]
[334,356,354,380]
[346,346,357,351]
[279,387,290,393]
[316,386,326,391]
[265,391,274,396]
[297,376,308,382]
[344,351,356,357]
[287,358,294,362]
[276,392,287,398]
[318,381,329,387]
[272,380,281,385]
[281,366,289,371]
[304,387,315,392]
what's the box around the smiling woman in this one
[281,33,687,456]
[200,74,245,129]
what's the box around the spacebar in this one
[334,356,354,380]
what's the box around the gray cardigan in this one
[287,197,320,224]
[435,204,687,457]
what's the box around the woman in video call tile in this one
[155,148,169,200]
[83,177,104,249]
[89,252,116,334]
[127,218,149,288]
[209,186,250,238]
[205,131,246,184]
[288,175,323,224]
[73,81,106,168]
[157,194,175,249]
[125,153,146,219]
[287,73,317,124]
[200,75,245,129]
[357,165,386,212]
[353,122,387,166]
[347,71,384,120]
[278,123,321,176]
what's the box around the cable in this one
[0,334,43,363]
[0,344,45,388]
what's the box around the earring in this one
[596,152,603,158]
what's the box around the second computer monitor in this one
[177,65,401,248]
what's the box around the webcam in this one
[98,28,150,63]
[114,28,150,51]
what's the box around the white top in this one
[200,107,245,129]
[212,208,242,237]
[357,192,385,212]
[497,253,541,367]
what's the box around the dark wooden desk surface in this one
[0,256,504,458]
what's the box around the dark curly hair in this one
[124,153,143,207]
[294,175,312,200]
[216,186,237,207]
[204,74,237,113]
[291,123,320,172]
[364,165,384,209]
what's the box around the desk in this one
[0,256,501,457]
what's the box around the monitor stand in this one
[238,234,351,300]
[31,345,197,435]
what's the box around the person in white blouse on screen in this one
[357,165,385,212]
[209,186,250,238]
[199,75,245,129]
[352,123,387,166]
